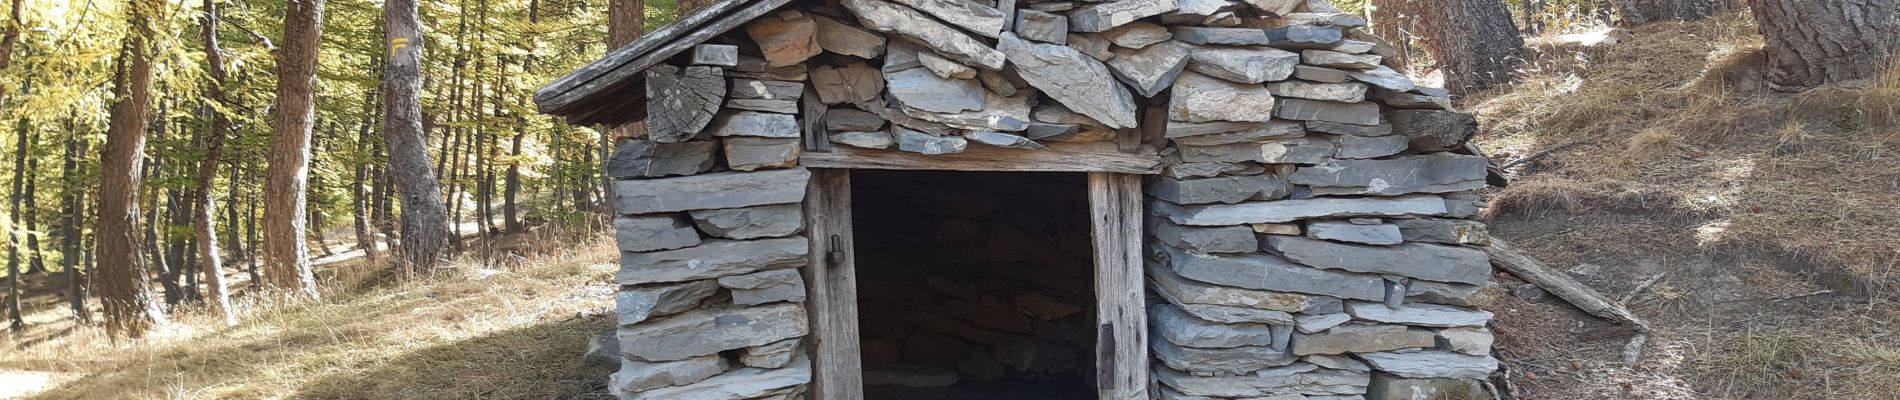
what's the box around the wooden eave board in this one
[533,0,790,119]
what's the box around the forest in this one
[0,0,1896,397]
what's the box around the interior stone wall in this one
[850,171,1096,398]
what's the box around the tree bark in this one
[1748,0,1900,90]
[609,0,647,45]
[98,0,170,339]
[62,130,89,324]
[1613,0,1728,25]
[672,0,712,16]
[1409,0,1525,96]
[195,0,237,325]
[385,0,454,274]
[352,89,381,261]
[7,82,29,332]
[263,0,324,301]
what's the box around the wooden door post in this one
[1088,172,1149,400]
[804,168,864,400]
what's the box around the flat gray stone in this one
[1330,39,1376,53]
[1023,123,1080,140]
[1308,120,1393,136]
[625,357,813,400]
[1294,312,1351,333]
[1265,236,1490,285]
[689,204,804,240]
[1434,327,1494,358]
[690,44,740,67]
[1392,218,1490,245]
[1390,110,1477,152]
[1347,65,1417,91]
[1268,80,1368,102]
[1108,41,1192,97]
[1294,64,1352,83]
[1175,137,1330,164]
[1186,45,1299,84]
[1149,263,1319,313]
[1170,121,1305,146]
[1032,1,1076,11]
[616,280,719,325]
[1147,174,1287,204]
[1332,133,1410,159]
[719,268,809,305]
[1306,221,1402,245]
[1303,49,1381,69]
[826,108,887,131]
[607,140,717,179]
[1066,33,1116,61]
[830,131,896,149]
[1153,338,1296,374]
[618,237,810,285]
[610,354,730,394]
[1152,194,1452,225]
[1289,154,1491,196]
[611,168,808,215]
[1241,0,1301,15]
[1014,9,1068,44]
[1279,12,1368,27]
[1176,0,1238,15]
[740,338,801,368]
[723,137,800,171]
[918,50,977,79]
[1274,98,1381,125]
[1264,26,1342,49]
[729,79,802,100]
[726,98,798,114]
[1161,244,1387,301]
[1408,280,1484,306]
[963,130,1045,149]
[889,0,1008,38]
[1102,21,1172,48]
[976,69,1019,96]
[1253,223,1302,235]
[1068,0,1178,32]
[904,90,1034,131]
[894,127,970,154]
[842,0,1007,69]
[618,303,809,362]
[1175,301,1296,325]
[1150,218,1258,253]
[1155,364,1370,397]
[812,14,887,58]
[885,67,986,113]
[1346,301,1492,327]
[1032,102,1108,126]
[1170,72,1277,122]
[1375,88,1452,109]
[710,111,799,138]
[1356,350,1499,379]
[615,214,702,253]
[1292,323,1436,356]
[1305,354,1370,372]
[1151,302,1275,348]
[1169,26,1269,45]
[999,33,1140,128]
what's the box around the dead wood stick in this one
[1620,272,1666,304]
[1486,238,1653,364]
[1500,139,1592,171]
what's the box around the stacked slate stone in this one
[1137,1,1501,398]
[606,37,817,397]
[851,172,1096,390]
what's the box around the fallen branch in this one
[1620,272,1666,304]
[1500,139,1592,171]
[1487,238,1653,364]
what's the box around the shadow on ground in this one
[291,316,615,399]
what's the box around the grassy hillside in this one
[1474,12,1900,400]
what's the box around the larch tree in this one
[385,0,454,274]
[1610,0,1728,25]
[1408,0,1525,95]
[263,0,325,301]
[2,0,23,333]
[98,0,170,339]
[194,0,237,325]
[1748,0,1899,90]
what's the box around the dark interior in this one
[850,170,1097,400]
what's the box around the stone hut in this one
[534,0,1504,398]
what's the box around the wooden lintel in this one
[798,141,1162,174]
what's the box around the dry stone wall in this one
[603,0,1500,396]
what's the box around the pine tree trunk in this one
[7,90,28,332]
[1409,0,1525,95]
[25,156,47,275]
[1748,0,1900,90]
[195,0,236,325]
[61,121,89,324]
[98,0,171,339]
[263,0,324,301]
[1613,0,1727,25]
[352,90,381,260]
[385,0,453,274]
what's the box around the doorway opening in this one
[850,170,1097,400]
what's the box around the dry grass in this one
[1477,10,1900,400]
[0,236,620,400]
